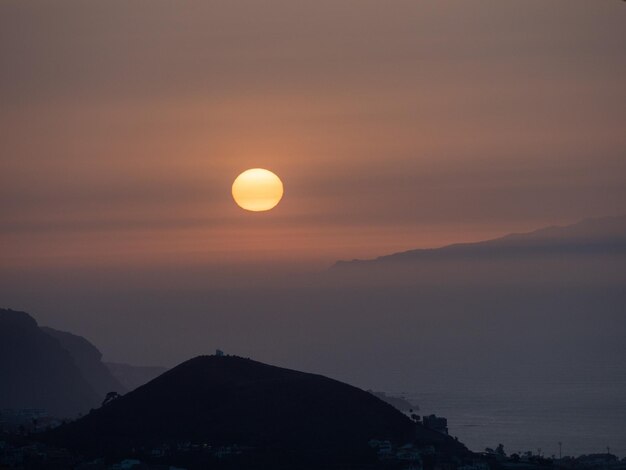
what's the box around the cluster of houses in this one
[144,441,245,460]
[2,406,626,470]
[369,438,432,466]
[0,409,62,434]
[0,440,76,468]
[369,438,491,470]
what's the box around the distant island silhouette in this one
[334,215,626,267]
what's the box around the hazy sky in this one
[2,6,626,455]
[1,0,625,271]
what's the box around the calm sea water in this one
[398,365,626,458]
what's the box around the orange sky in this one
[1,0,625,270]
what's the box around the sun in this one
[232,168,284,212]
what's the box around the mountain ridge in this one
[0,308,166,417]
[41,327,127,398]
[0,308,101,417]
[333,214,626,268]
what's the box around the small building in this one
[422,414,448,434]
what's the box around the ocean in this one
[401,365,626,458]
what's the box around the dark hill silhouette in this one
[41,327,127,398]
[104,362,167,391]
[46,355,466,463]
[0,309,100,417]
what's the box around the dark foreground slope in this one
[0,309,100,417]
[46,355,464,462]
